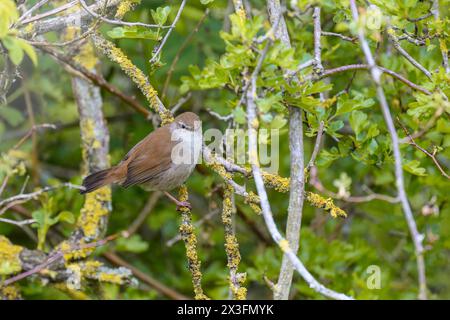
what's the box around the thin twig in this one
[321,31,356,42]
[387,27,432,79]
[162,9,209,99]
[306,121,325,171]
[126,191,162,236]
[397,119,449,179]
[78,0,168,29]
[149,0,187,64]
[319,64,431,95]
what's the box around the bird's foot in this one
[176,200,192,211]
[164,191,192,211]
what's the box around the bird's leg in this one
[164,191,192,211]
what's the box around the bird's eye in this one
[180,123,187,129]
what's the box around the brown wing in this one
[120,125,176,188]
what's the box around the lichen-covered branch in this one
[178,187,209,300]
[222,184,247,300]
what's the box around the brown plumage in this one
[80,112,201,208]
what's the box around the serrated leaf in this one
[151,6,171,25]
[403,160,427,176]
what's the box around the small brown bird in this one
[80,112,202,210]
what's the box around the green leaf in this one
[55,211,75,224]
[151,6,171,25]
[107,26,161,40]
[115,235,149,253]
[233,106,246,124]
[349,110,368,137]
[0,105,25,126]
[270,115,287,129]
[17,38,38,66]
[403,160,427,176]
[200,0,215,4]
[2,36,24,65]
[31,209,46,228]
[0,0,19,38]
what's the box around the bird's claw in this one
[176,201,192,211]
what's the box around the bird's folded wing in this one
[121,126,175,188]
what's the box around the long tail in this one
[80,167,119,194]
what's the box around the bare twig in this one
[13,124,56,150]
[0,217,35,226]
[306,121,325,171]
[0,183,84,216]
[321,31,356,43]
[397,119,450,179]
[387,27,432,79]
[350,0,427,300]
[162,9,209,99]
[149,0,187,64]
[319,64,431,95]
[78,0,168,29]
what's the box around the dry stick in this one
[162,9,209,99]
[397,120,450,180]
[149,0,187,64]
[349,0,427,300]
[102,251,189,300]
[432,0,449,73]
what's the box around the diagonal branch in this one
[349,0,427,300]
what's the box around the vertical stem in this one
[266,0,306,300]
[349,0,427,300]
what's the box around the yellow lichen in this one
[115,0,136,19]
[60,240,93,262]
[0,285,21,300]
[279,239,290,252]
[98,272,125,284]
[306,192,347,218]
[77,187,111,239]
[0,236,23,275]
[261,172,290,193]
[178,190,209,300]
[92,35,173,124]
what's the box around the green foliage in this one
[1,0,450,301]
